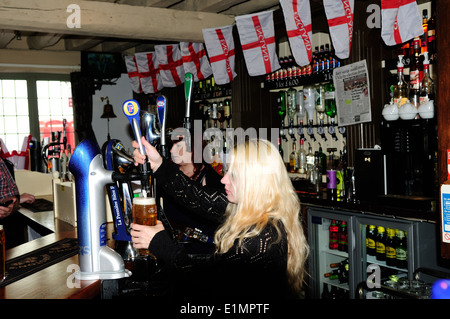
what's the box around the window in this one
[0,79,30,153]
[0,75,74,169]
[37,80,74,151]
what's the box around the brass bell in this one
[100,97,117,119]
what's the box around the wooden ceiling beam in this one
[0,0,235,43]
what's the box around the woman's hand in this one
[130,220,165,249]
[132,136,163,171]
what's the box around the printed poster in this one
[333,60,372,126]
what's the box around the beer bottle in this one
[338,220,348,252]
[321,283,331,299]
[376,226,386,261]
[385,228,397,266]
[396,229,408,269]
[329,219,339,250]
[367,225,376,256]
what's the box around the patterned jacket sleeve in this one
[153,159,228,224]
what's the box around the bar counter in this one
[0,209,105,299]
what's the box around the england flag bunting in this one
[135,52,163,94]
[180,42,213,82]
[235,10,280,76]
[124,55,143,94]
[381,0,423,46]
[202,25,237,85]
[279,0,313,67]
[155,44,185,88]
[323,0,354,59]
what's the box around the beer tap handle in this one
[122,99,150,197]
[156,95,168,159]
[184,72,193,132]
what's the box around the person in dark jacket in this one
[131,138,309,298]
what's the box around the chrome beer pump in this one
[69,137,131,280]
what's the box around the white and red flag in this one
[381,0,423,46]
[180,42,213,82]
[125,55,143,93]
[323,0,354,59]
[155,44,185,87]
[202,25,237,85]
[279,0,313,67]
[235,10,280,76]
[135,52,163,94]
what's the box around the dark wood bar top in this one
[0,209,104,299]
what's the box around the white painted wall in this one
[92,74,135,152]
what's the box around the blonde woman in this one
[131,138,309,297]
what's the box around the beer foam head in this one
[133,197,156,205]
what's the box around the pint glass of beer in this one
[132,197,157,256]
[0,225,5,281]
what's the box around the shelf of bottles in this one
[266,43,348,194]
[383,6,436,122]
[320,218,350,299]
[194,76,232,175]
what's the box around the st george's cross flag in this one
[202,25,237,85]
[279,0,313,67]
[155,44,185,88]
[135,52,163,94]
[125,55,143,94]
[180,42,213,82]
[381,0,423,46]
[323,0,354,59]
[235,10,280,76]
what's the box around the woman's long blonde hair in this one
[214,139,309,294]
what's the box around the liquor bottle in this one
[421,9,428,54]
[306,143,315,178]
[396,229,408,269]
[277,137,284,161]
[318,45,325,73]
[278,91,287,124]
[289,141,299,173]
[298,139,307,174]
[315,84,326,124]
[312,46,319,74]
[367,225,377,256]
[338,220,348,252]
[419,52,435,104]
[385,228,397,266]
[326,152,337,200]
[409,37,422,108]
[376,226,386,261]
[286,87,297,128]
[336,151,346,201]
[312,151,322,194]
[427,11,436,61]
[329,219,339,250]
[217,101,225,128]
[324,43,331,72]
[325,82,336,125]
[223,98,232,127]
[318,143,327,175]
[393,55,408,107]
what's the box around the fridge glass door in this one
[308,208,354,299]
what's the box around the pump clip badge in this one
[123,99,139,117]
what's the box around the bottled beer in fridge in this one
[396,229,408,269]
[376,226,386,261]
[385,228,397,266]
[329,219,339,250]
[367,225,376,256]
